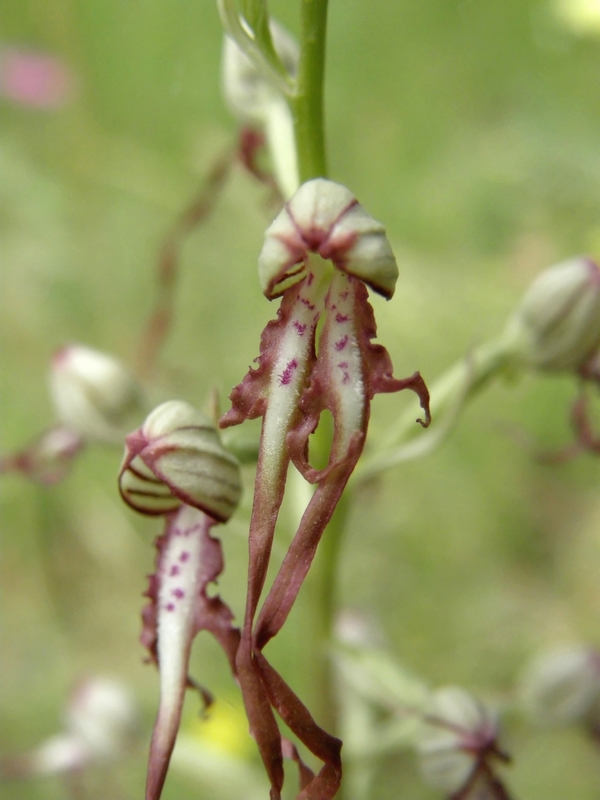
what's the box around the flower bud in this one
[502,257,600,372]
[221,20,299,199]
[417,687,501,794]
[64,677,139,760]
[519,646,600,725]
[119,400,242,522]
[222,21,298,125]
[50,344,144,444]
[258,178,399,299]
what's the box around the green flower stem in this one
[287,0,342,741]
[292,0,329,181]
[354,338,513,483]
[307,491,349,734]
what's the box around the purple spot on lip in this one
[335,313,349,323]
[342,372,350,385]
[169,565,180,576]
[335,335,349,351]
[166,603,175,612]
[338,361,348,369]
[300,297,315,310]
[279,358,298,386]
[172,588,185,599]
[307,272,314,286]
[179,551,190,563]
[293,321,307,336]
[340,290,349,300]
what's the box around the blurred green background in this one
[3,0,600,797]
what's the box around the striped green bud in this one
[119,400,242,522]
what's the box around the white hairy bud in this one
[502,257,600,372]
[520,646,600,725]
[119,400,242,522]
[259,178,399,300]
[50,344,144,443]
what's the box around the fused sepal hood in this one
[258,178,399,300]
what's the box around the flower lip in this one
[258,178,399,300]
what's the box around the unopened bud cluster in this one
[119,400,242,522]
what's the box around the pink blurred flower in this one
[0,46,75,109]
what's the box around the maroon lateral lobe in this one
[255,652,342,800]
[220,284,311,429]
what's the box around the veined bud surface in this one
[502,257,600,372]
[417,686,502,794]
[119,400,242,522]
[258,178,398,299]
[519,646,600,725]
[50,344,144,443]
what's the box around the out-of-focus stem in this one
[292,0,329,181]
[135,145,234,379]
[307,492,349,734]
[354,338,512,483]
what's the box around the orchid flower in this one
[417,687,512,800]
[118,400,242,800]
[220,177,430,799]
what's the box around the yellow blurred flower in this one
[184,699,254,759]
[554,0,600,35]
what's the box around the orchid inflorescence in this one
[6,3,600,800]
[118,171,430,799]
